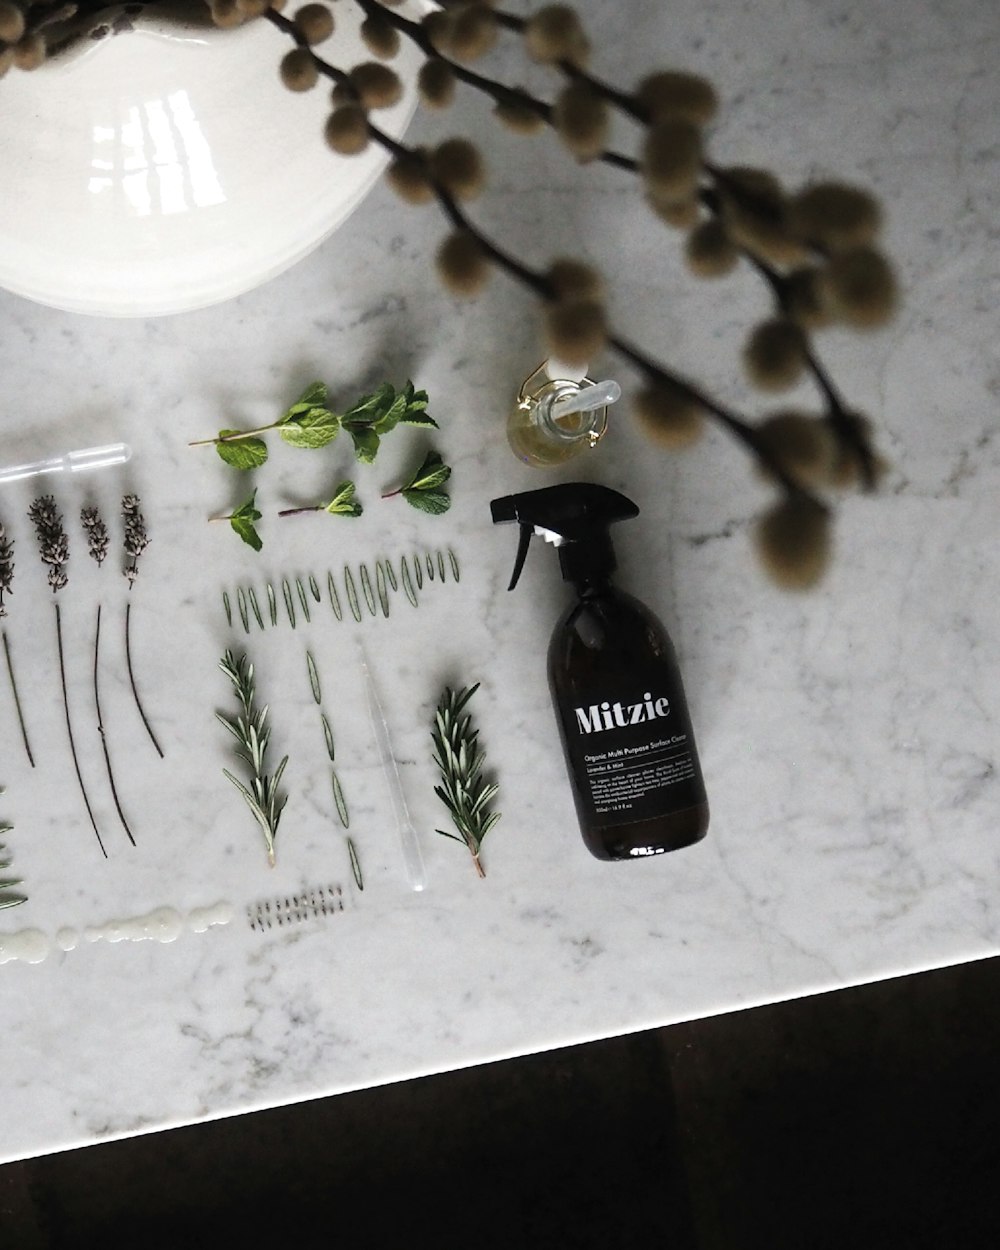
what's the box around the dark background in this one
[3,955,999,1249]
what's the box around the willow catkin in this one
[437,231,491,296]
[546,259,605,303]
[0,1,26,44]
[788,182,881,251]
[754,411,836,489]
[418,59,457,109]
[743,319,808,391]
[386,150,433,204]
[349,62,403,109]
[552,81,609,162]
[754,496,831,590]
[494,95,546,136]
[635,71,718,125]
[524,5,590,67]
[632,383,704,449]
[685,218,739,277]
[325,105,370,155]
[449,4,498,62]
[294,3,335,45]
[544,299,607,367]
[280,48,318,92]
[429,138,486,201]
[820,247,897,328]
[642,119,702,203]
[361,13,401,60]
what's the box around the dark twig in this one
[125,599,164,759]
[93,604,136,847]
[56,602,106,858]
[2,631,35,768]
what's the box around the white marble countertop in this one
[2,0,998,1163]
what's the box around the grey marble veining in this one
[1,0,999,1163]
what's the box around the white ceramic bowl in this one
[0,1,431,317]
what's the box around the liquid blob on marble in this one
[0,901,233,966]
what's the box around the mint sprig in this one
[191,380,436,468]
[383,449,452,515]
[278,480,363,520]
[212,491,263,551]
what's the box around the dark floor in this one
[3,956,1000,1249]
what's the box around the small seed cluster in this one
[223,548,461,633]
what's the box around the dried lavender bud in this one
[28,495,69,593]
[0,522,13,617]
[81,506,110,567]
[121,494,149,586]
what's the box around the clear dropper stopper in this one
[0,443,132,486]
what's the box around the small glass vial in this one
[507,361,611,467]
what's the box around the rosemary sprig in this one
[217,649,288,868]
[431,684,500,879]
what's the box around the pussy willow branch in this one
[342,2,870,487]
[264,9,817,506]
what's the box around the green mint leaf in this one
[343,382,394,424]
[279,407,340,449]
[404,449,451,493]
[371,390,408,434]
[278,381,329,423]
[400,410,438,429]
[230,491,263,550]
[398,383,435,426]
[324,481,363,517]
[216,433,268,470]
[346,425,381,463]
[403,488,451,516]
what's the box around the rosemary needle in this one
[282,577,296,628]
[223,590,233,628]
[360,563,376,617]
[344,566,361,622]
[327,570,343,621]
[248,586,264,630]
[267,582,278,627]
[400,555,418,608]
[309,574,321,603]
[384,559,398,593]
[306,650,322,705]
[376,561,389,618]
[448,549,461,582]
[437,549,446,582]
[237,586,250,633]
[296,577,311,623]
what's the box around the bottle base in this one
[583,802,709,862]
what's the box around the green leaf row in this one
[221,549,462,634]
[211,380,436,471]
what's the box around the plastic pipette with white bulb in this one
[0,443,131,486]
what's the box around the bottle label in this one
[557,686,706,828]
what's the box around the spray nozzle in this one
[491,482,639,590]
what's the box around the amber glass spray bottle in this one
[491,482,709,860]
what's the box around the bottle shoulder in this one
[548,585,677,679]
